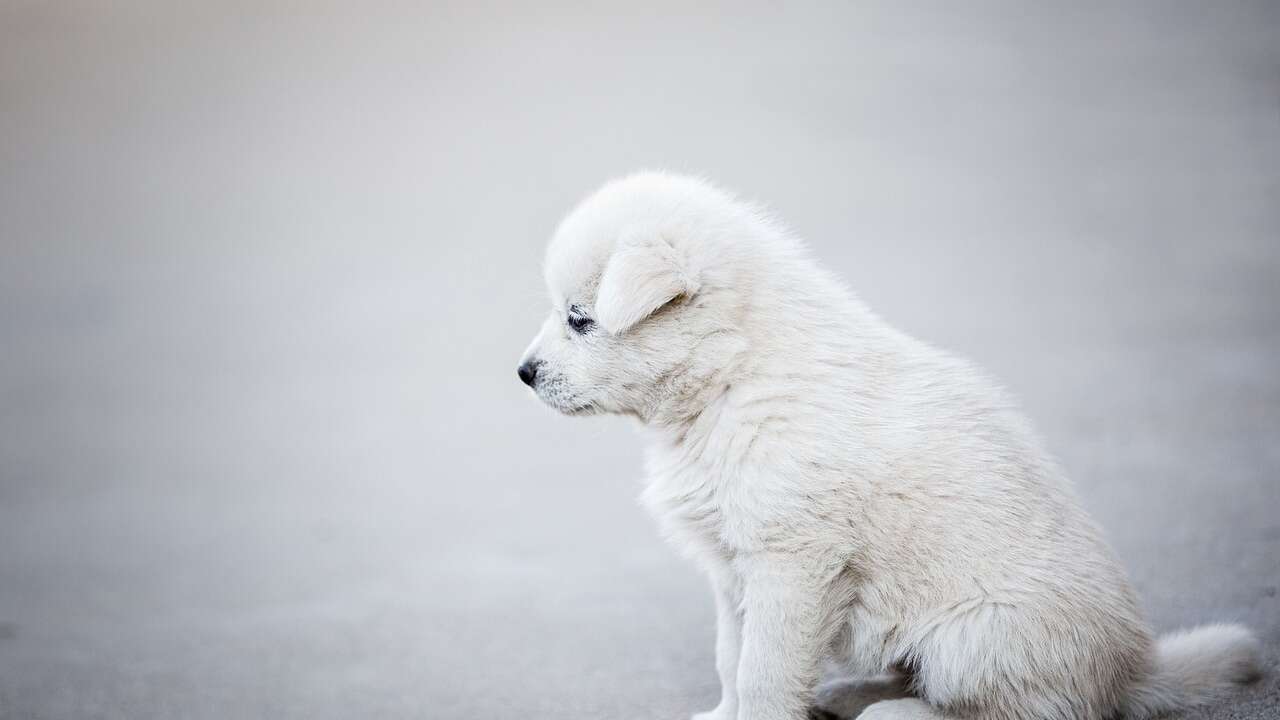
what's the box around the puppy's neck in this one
[645,299,892,453]
[640,339,748,434]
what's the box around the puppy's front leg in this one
[736,560,828,720]
[694,563,743,720]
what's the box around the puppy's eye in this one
[567,313,595,335]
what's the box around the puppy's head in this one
[517,173,748,421]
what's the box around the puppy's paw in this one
[856,698,937,720]
[814,675,911,719]
[691,704,734,720]
[814,679,867,718]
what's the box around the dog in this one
[517,172,1260,720]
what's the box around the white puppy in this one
[517,173,1260,720]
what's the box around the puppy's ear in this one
[595,230,698,335]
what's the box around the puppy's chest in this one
[642,470,724,544]
[639,450,761,555]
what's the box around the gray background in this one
[1,2,1277,719]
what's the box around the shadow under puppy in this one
[517,172,1260,720]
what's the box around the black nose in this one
[517,359,540,387]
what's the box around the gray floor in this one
[1,3,1278,719]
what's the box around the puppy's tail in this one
[1125,623,1262,718]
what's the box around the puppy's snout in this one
[517,358,542,388]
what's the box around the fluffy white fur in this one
[519,172,1260,720]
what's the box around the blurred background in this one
[1,2,1277,718]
